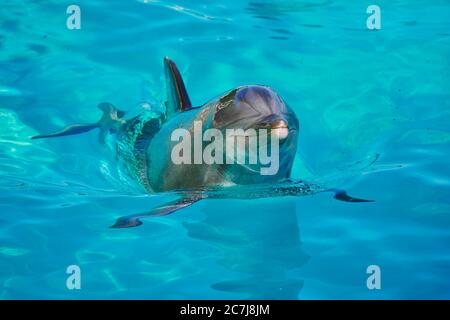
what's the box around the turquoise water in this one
[1,0,450,299]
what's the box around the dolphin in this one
[32,57,373,228]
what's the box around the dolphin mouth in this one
[228,128,295,139]
[270,119,288,129]
[252,118,288,130]
[227,119,295,143]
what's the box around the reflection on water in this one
[246,0,334,16]
[245,0,333,39]
[184,199,307,299]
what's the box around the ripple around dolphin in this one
[139,0,232,22]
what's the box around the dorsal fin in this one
[164,57,192,119]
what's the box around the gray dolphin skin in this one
[32,57,373,228]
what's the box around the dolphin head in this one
[211,85,299,183]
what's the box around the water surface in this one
[0,0,450,299]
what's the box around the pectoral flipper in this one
[110,195,202,228]
[331,189,374,202]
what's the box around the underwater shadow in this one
[182,198,308,299]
